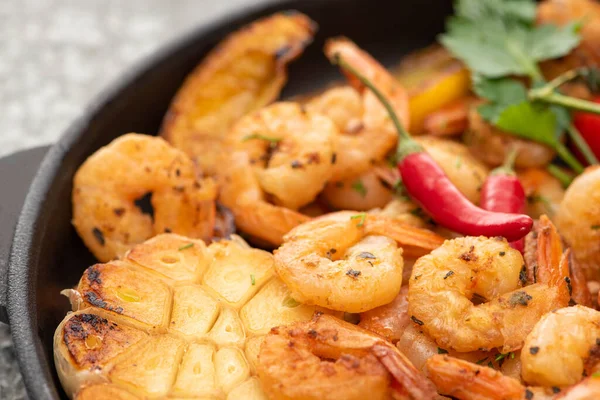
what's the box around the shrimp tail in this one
[363,215,444,257]
[426,355,525,400]
[535,215,568,288]
[372,343,437,400]
[569,250,594,307]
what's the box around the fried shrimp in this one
[274,211,444,312]
[304,38,410,181]
[556,167,600,280]
[218,151,309,246]
[161,12,316,175]
[408,216,571,352]
[426,355,526,400]
[358,286,410,343]
[72,134,217,262]
[257,313,437,400]
[555,376,600,400]
[227,102,338,210]
[521,305,600,387]
[322,163,396,211]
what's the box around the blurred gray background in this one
[0,0,259,398]
[0,0,259,158]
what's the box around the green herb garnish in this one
[475,357,488,365]
[250,274,256,286]
[494,352,514,362]
[242,133,282,143]
[441,0,600,172]
[282,295,300,308]
[351,180,368,197]
[455,156,462,169]
[178,243,194,251]
[350,213,367,227]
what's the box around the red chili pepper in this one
[333,56,533,242]
[572,95,600,165]
[479,149,526,252]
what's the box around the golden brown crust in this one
[75,383,141,400]
[62,313,147,371]
[160,12,317,175]
[77,261,172,332]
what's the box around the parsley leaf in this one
[495,101,560,146]
[474,76,528,121]
[474,76,573,151]
[455,0,536,23]
[441,0,580,79]
[351,180,368,197]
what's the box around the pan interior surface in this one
[7,0,452,398]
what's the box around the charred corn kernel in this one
[54,234,324,399]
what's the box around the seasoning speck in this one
[529,346,539,355]
[411,316,424,326]
[443,271,454,279]
[565,276,572,296]
[509,291,532,307]
[357,252,376,260]
[291,160,303,169]
[346,269,361,278]
[92,228,105,246]
[250,274,256,286]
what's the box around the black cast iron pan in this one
[0,0,453,398]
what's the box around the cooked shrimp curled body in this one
[228,102,338,210]
[72,134,217,262]
[274,211,444,313]
[305,38,410,181]
[521,305,600,387]
[257,313,437,400]
[408,218,571,353]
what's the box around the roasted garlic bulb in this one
[54,233,323,399]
